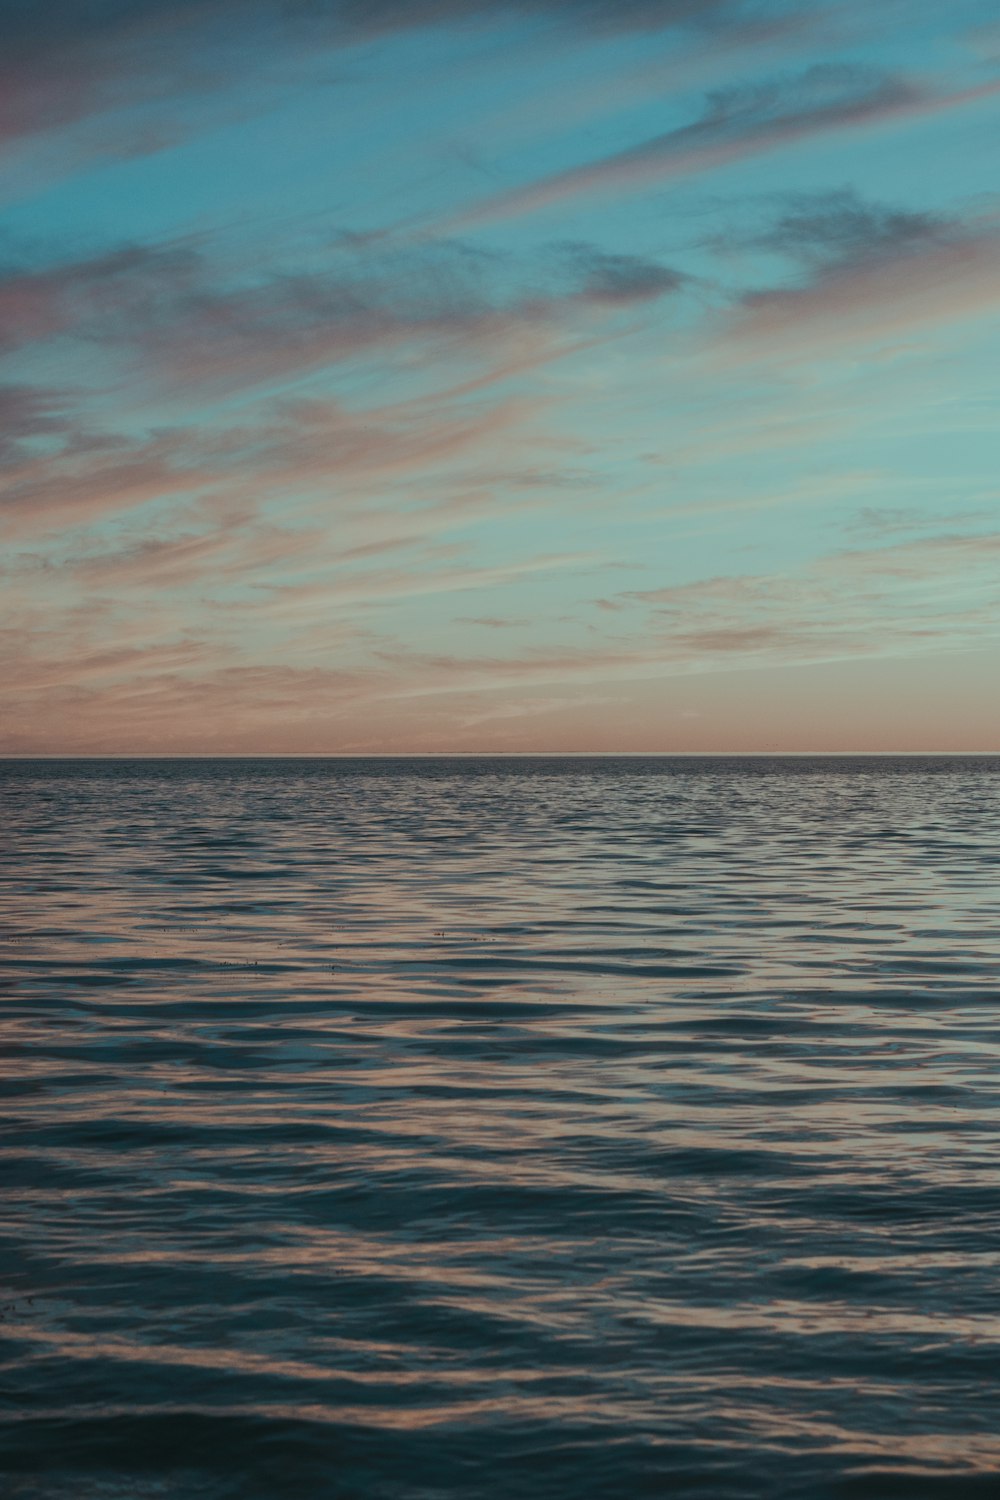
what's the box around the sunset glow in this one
[3,1,999,752]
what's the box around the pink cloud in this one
[0,442,221,537]
[718,230,1000,356]
[0,384,554,539]
[445,69,1000,228]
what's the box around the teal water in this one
[2,756,1000,1499]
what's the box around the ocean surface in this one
[2,755,1000,1500]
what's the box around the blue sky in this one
[2,0,1000,751]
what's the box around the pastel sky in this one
[3,0,1000,753]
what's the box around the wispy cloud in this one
[0,383,554,537]
[0,431,220,536]
[747,187,950,261]
[444,66,1000,227]
[625,529,1000,661]
[715,192,1000,356]
[0,235,685,399]
[454,615,527,627]
[0,0,764,157]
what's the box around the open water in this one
[2,755,1000,1499]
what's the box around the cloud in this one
[454,615,526,626]
[4,236,640,540]
[133,242,683,393]
[256,549,594,616]
[0,382,554,538]
[367,524,994,696]
[214,390,558,505]
[62,517,325,591]
[341,0,741,37]
[717,193,1000,356]
[843,503,998,541]
[554,242,689,302]
[0,634,216,691]
[5,524,997,754]
[0,235,685,398]
[0,383,72,463]
[0,432,221,536]
[750,187,950,262]
[445,66,1000,227]
[0,0,761,156]
[829,529,1000,578]
[0,650,380,754]
[0,1,228,149]
[0,243,205,354]
[624,530,1000,664]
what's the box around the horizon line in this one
[2,750,998,761]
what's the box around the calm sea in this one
[2,756,1000,1499]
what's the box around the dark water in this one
[2,756,1000,1500]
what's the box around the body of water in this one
[2,755,1000,1499]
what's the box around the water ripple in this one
[2,755,1000,1499]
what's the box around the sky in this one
[2,0,1000,754]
